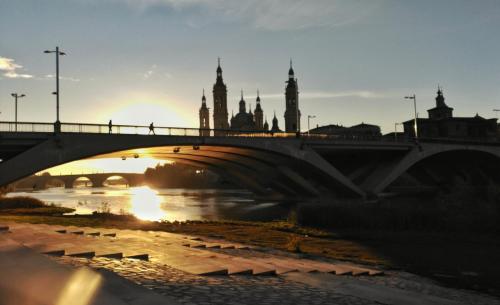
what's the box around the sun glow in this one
[128,186,166,221]
[55,268,102,305]
[41,158,170,175]
[100,94,193,128]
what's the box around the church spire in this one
[288,58,294,78]
[201,88,206,104]
[436,85,446,108]
[216,57,223,79]
[239,89,246,113]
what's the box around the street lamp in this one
[11,93,26,132]
[394,122,403,141]
[404,94,418,140]
[307,115,316,135]
[44,46,66,132]
[493,109,500,119]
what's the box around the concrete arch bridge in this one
[16,173,144,190]
[1,122,500,199]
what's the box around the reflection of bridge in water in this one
[1,121,500,199]
[18,173,144,190]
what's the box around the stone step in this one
[0,226,10,232]
[126,254,149,261]
[66,250,96,258]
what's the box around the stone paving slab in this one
[0,235,181,305]
[3,222,384,278]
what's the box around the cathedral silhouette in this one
[199,59,300,133]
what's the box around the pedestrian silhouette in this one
[108,120,112,134]
[149,122,155,135]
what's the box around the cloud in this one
[256,90,385,100]
[0,56,33,78]
[95,0,380,30]
[141,64,172,79]
[45,74,80,82]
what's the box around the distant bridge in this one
[1,121,500,199]
[15,173,144,190]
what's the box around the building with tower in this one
[284,60,300,132]
[403,87,497,140]
[212,58,230,135]
[230,91,257,130]
[199,58,290,134]
[198,89,210,136]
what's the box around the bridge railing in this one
[0,121,303,138]
[0,122,54,133]
[1,121,499,144]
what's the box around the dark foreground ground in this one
[1,213,499,298]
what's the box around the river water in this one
[9,186,291,222]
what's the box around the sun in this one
[108,102,189,127]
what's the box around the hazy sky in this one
[2,0,500,135]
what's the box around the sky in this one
[1,0,500,173]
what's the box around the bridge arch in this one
[0,133,365,198]
[369,145,500,194]
[72,176,93,188]
[102,175,130,187]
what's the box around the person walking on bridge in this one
[149,122,155,135]
[108,120,112,134]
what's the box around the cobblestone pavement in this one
[50,256,376,305]
[49,256,500,305]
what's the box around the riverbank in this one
[0,196,74,215]
[1,213,499,297]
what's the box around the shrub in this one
[0,196,46,209]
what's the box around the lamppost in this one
[11,93,26,132]
[493,109,500,119]
[394,122,403,141]
[404,94,418,140]
[307,115,316,135]
[44,46,66,133]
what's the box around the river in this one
[8,186,291,222]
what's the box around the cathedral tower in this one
[254,90,264,130]
[213,58,229,134]
[284,60,300,132]
[199,89,210,136]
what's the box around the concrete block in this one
[126,254,149,261]
[196,268,228,276]
[97,252,123,259]
[252,269,277,276]
[42,249,65,256]
[67,251,96,258]
[228,268,253,275]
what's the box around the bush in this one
[0,196,46,209]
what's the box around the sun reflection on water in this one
[128,186,167,221]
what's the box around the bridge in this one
[1,121,500,199]
[13,172,144,190]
